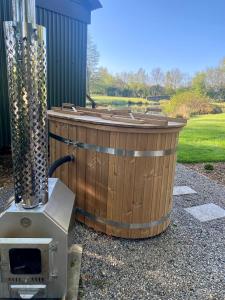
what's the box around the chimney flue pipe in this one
[12,0,36,24]
[4,0,48,208]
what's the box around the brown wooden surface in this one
[48,115,184,134]
[49,112,184,239]
[48,110,186,130]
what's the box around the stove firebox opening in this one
[9,248,42,275]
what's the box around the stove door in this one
[0,237,53,298]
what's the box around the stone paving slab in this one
[173,185,197,196]
[185,203,225,222]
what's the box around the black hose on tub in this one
[48,155,74,178]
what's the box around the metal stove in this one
[0,0,75,298]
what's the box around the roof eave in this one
[88,0,102,11]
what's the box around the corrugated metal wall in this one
[0,0,12,149]
[0,2,87,149]
[37,8,87,108]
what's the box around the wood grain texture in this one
[95,130,109,233]
[49,115,183,239]
[76,127,87,223]
[48,114,183,134]
[85,128,97,229]
[48,110,185,131]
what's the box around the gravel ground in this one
[184,163,225,187]
[0,155,13,188]
[0,164,225,300]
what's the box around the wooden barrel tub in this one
[48,108,185,239]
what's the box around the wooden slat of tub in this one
[68,125,77,193]
[130,133,149,238]
[94,130,109,233]
[94,130,102,232]
[54,121,61,179]
[165,132,178,220]
[159,132,178,233]
[85,128,97,229]
[168,133,179,212]
[49,121,56,168]
[76,127,87,223]
[101,131,110,225]
[106,132,119,236]
[141,134,157,237]
[121,133,137,238]
[60,123,69,187]
[148,134,163,236]
[156,133,169,235]
[113,133,127,237]
[154,134,166,235]
[158,132,171,234]
[165,132,175,230]
[150,134,161,237]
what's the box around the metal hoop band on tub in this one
[76,207,171,230]
[49,132,177,158]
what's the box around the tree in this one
[164,68,185,92]
[150,68,164,86]
[116,68,150,98]
[219,57,225,71]
[191,58,225,101]
[87,34,100,94]
[135,68,149,85]
[93,67,115,95]
[205,67,225,100]
[149,85,165,97]
[192,72,207,96]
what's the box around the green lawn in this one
[178,113,225,163]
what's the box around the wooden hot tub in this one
[48,108,185,239]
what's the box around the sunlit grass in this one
[178,113,225,163]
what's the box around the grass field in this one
[178,113,225,163]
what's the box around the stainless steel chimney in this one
[4,0,48,208]
[0,1,75,298]
[12,0,36,23]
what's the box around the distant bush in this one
[211,106,223,114]
[164,91,212,118]
[204,163,214,171]
[212,102,225,112]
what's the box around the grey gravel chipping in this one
[1,164,225,300]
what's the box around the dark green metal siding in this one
[0,0,12,148]
[0,2,88,149]
[36,7,87,108]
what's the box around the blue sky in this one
[90,0,225,76]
